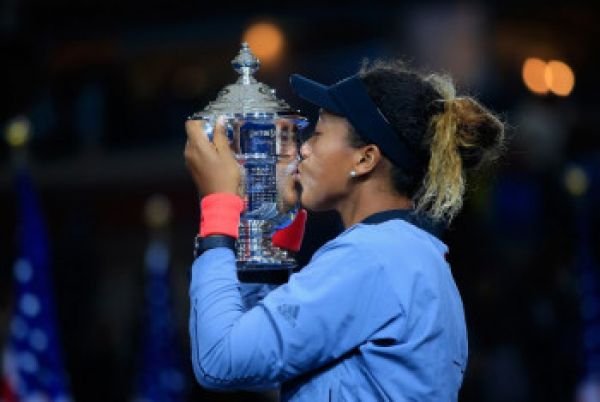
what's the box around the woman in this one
[184,60,504,401]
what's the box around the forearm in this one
[189,248,282,390]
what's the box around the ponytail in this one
[415,75,504,222]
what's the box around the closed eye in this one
[298,130,319,145]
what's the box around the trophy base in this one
[236,261,297,284]
[236,260,297,271]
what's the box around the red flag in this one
[1,379,19,402]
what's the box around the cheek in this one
[305,153,336,189]
[300,151,351,209]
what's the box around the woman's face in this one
[296,110,359,211]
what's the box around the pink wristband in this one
[199,193,245,238]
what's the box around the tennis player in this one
[184,60,504,401]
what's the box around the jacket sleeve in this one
[239,282,278,310]
[189,237,404,391]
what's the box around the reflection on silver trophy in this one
[188,43,308,271]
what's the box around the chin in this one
[300,193,331,213]
[299,192,318,212]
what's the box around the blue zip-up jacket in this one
[189,211,468,401]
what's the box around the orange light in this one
[545,60,575,96]
[522,58,549,95]
[242,22,284,66]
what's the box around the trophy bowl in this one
[188,43,308,271]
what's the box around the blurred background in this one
[1,1,599,401]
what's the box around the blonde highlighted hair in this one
[414,74,504,221]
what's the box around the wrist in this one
[194,234,236,259]
[199,193,245,238]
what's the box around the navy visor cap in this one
[289,73,420,173]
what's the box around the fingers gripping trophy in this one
[187,43,308,271]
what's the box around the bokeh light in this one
[4,116,31,148]
[144,194,173,229]
[242,22,285,66]
[522,58,549,95]
[523,58,575,97]
[546,60,575,96]
[564,166,589,197]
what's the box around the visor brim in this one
[289,74,343,115]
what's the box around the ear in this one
[354,144,382,176]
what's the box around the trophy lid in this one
[190,43,299,119]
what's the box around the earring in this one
[350,170,357,178]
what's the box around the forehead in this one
[318,109,346,125]
[313,109,354,146]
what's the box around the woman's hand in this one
[184,117,241,196]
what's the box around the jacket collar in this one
[360,209,442,239]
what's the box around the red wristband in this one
[271,209,307,252]
[199,193,245,238]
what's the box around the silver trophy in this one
[188,43,308,271]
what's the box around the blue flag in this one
[132,238,187,402]
[572,160,600,401]
[1,170,72,401]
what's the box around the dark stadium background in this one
[1,2,599,401]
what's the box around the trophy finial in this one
[232,42,260,82]
[188,42,297,119]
